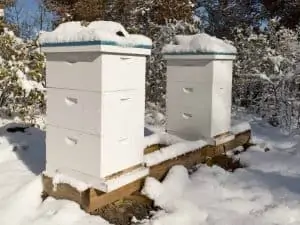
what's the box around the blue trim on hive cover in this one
[163,51,236,55]
[41,40,152,49]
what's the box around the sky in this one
[7,0,45,19]
[21,0,39,12]
[5,0,54,39]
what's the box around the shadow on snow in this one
[0,122,45,175]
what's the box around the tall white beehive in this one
[163,34,236,142]
[0,6,4,18]
[39,21,152,192]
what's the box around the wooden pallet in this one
[42,129,251,213]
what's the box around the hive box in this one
[164,53,236,144]
[43,44,151,192]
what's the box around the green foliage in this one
[0,20,46,122]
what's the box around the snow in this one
[141,166,209,224]
[269,55,285,73]
[16,70,45,95]
[3,28,23,44]
[144,140,207,167]
[144,121,251,167]
[2,114,300,224]
[258,73,272,83]
[0,177,43,225]
[38,21,152,48]
[105,166,149,192]
[162,33,237,54]
[49,172,91,192]
[46,166,149,193]
[140,119,300,225]
[230,121,251,134]
[143,127,185,149]
[0,120,109,225]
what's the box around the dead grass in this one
[205,154,245,172]
[93,197,154,225]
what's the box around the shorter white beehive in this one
[39,21,152,192]
[163,34,236,142]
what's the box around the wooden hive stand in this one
[42,128,252,215]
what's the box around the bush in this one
[0,20,46,123]
[232,19,300,131]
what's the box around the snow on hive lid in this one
[162,33,237,55]
[38,21,152,49]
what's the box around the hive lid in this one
[38,21,152,49]
[162,33,237,56]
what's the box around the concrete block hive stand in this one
[163,34,237,145]
[39,21,152,193]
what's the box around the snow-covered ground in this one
[1,114,300,225]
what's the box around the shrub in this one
[0,19,46,123]
[232,19,300,131]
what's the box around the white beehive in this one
[0,8,4,18]
[163,34,236,143]
[40,21,152,192]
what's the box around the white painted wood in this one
[164,54,236,141]
[211,60,233,136]
[46,90,146,179]
[101,54,146,92]
[47,120,145,180]
[47,88,145,137]
[101,127,144,177]
[100,90,145,177]
[46,53,146,92]
[166,81,213,109]
[166,105,211,141]
[47,88,102,135]
[167,63,213,83]
[44,44,150,187]
[46,125,101,178]
[166,81,212,140]
[46,52,102,91]
[101,90,145,140]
